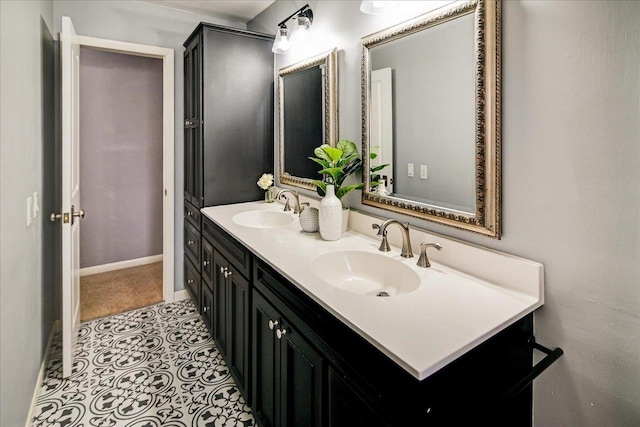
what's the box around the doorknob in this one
[50,212,70,223]
[70,205,85,225]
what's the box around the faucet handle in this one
[417,242,442,268]
[300,202,309,212]
[279,192,292,211]
[372,223,383,236]
[372,224,391,251]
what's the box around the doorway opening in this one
[69,35,175,322]
[78,47,164,321]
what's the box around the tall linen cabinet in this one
[182,23,274,337]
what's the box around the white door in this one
[370,68,394,193]
[60,16,83,378]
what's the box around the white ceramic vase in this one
[319,184,342,241]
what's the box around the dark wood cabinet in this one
[183,23,273,209]
[212,248,251,398]
[182,23,273,370]
[201,280,214,334]
[201,217,253,401]
[227,261,251,400]
[198,215,539,427]
[252,290,324,427]
[184,257,200,310]
[212,249,229,358]
[183,35,202,208]
[201,237,214,288]
[251,258,535,427]
[326,366,389,427]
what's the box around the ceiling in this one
[137,0,276,22]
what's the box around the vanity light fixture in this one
[360,0,399,15]
[271,4,313,54]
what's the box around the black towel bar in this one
[498,337,564,404]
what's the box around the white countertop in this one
[201,201,543,380]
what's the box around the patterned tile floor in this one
[30,299,256,427]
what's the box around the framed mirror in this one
[278,48,338,190]
[361,0,501,238]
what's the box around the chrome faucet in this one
[276,189,301,214]
[416,242,442,268]
[372,220,413,258]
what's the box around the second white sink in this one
[232,210,294,228]
[312,250,420,297]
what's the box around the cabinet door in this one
[278,322,324,427]
[184,222,200,271]
[184,257,200,309]
[201,281,214,334]
[327,366,389,427]
[212,250,228,358]
[201,238,214,290]
[227,264,250,399]
[252,291,280,427]
[183,36,202,207]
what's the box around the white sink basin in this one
[232,210,294,228]
[311,250,420,297]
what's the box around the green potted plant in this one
[309,139,389,198]
[308,139,364,200]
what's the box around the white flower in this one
[257,173,274,190]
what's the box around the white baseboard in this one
[173,289,190,302]
[80,254,163,277]
[25,320,60,427]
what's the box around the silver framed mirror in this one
[278,48,338,191]
[361,0,501,238]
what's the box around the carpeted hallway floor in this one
[80,261,163,322]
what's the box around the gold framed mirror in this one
[278,48,338,191]
[361,0,501,238]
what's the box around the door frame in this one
[75,34,175,303]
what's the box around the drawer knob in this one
[220,266,225,274]
[187,240,194,246]
[268,320,279,330]
[203,306,208,313]
[224,270,233,278]
[276,328,287,340]
[203,260,209,267]
[187,279,194,284]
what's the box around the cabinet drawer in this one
[184,256,201,309]
[203,217,251,278]
[184,222,201,270]
[184,201,201,230]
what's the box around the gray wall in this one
[79,48,163,268]
[0,1,55,426]
[250,1,640,425]
[371,12,475,211]
[53,0,246,290]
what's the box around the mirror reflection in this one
[278,48,338,190]
[369,12,475,213]
[362,0,501,238]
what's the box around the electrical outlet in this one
[420,165,428,180]
[33,191,39,218]
[407,163,414,177]
[27,196,33,226]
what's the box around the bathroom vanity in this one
[186,201,557,426]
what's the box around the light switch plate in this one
[408,163,414,177]
[420,165,428,180]
[27,196,33,226]
[33,191,39,218]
